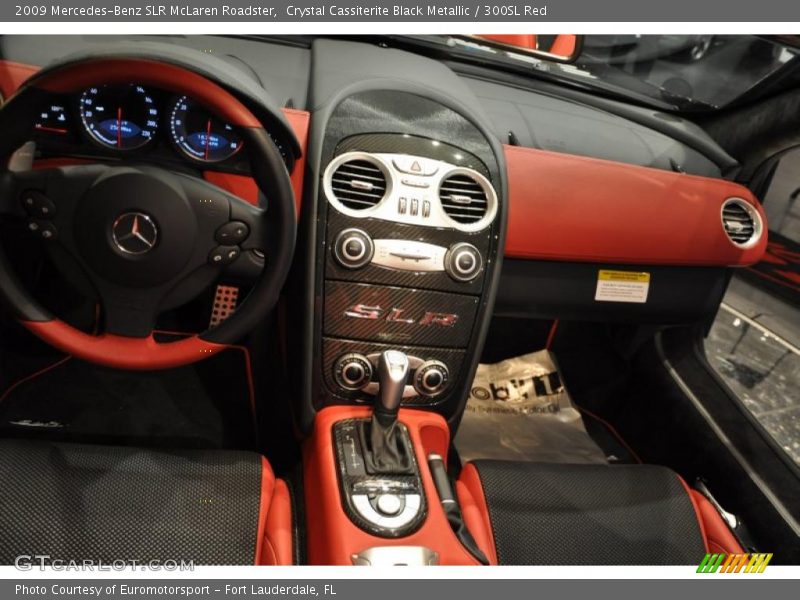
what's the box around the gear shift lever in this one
[359,350,413,474]
[374,350,409,427]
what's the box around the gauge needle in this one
[117,107,122,149]
[204,118,212,160]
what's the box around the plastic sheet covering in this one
[454,350,608,464]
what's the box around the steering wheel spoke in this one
[99,287,162,339]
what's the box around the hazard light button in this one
[392,156,439,177]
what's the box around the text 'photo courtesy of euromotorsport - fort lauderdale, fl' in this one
[15,584,329,597]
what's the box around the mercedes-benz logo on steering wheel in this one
[112,212,159,255]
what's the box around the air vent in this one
[329,158,387,210]
[439,173,489,225]
[722,198,760,247]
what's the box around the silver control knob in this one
[376,494,403,516]
[334,228,374,269]
[413,360,450,397]
[334,353,373,391]
[444,242,483,282]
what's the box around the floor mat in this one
[454,350,608,464]
[0,347,255,450]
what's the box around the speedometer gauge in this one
[78,85,158,150]
[168,96,243,163]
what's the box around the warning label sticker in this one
[594,269,650,303]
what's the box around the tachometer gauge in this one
[168,96,243,163]
[78,85,158,150]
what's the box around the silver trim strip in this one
[655,333,800,536]
[720,197,764,250]
[718,302,800,358]
[323,151,498,233]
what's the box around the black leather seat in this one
[457,460,741,565]
[0,439,293,565]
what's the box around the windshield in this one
[424,35,800,110]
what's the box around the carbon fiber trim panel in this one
[336,133,491,179]
[303,89,507,425]
[324,281,479,348]
[325,206,491,294]
[321,338,466,406]
[333,420,427,538]
[322,92,501,186]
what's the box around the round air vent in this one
[439,172,491,227]
[328,156,388,211]
[721,198,762,248]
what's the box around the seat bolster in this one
[256,457,294,565]
[690,490,744,555]
[457,463,498,565]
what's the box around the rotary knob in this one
[413,360,450,397]
[333,228,374,269]
[334,353,373,391]
[445,242,483,282]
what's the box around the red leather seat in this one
[457,460,743,565]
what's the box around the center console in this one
[300,90,506,428]
[296,75,506,564]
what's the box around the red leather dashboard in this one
[503,144,766,267]
[1,59,765,267]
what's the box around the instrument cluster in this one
[33,83,291,170]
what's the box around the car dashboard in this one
[0,35,768,431]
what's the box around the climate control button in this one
[414,360,450,397]
[333,228,374,269]
[444,242,483,282]
[334,353,373,391]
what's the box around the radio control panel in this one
[316,134,501,410]
[332,228,484,282]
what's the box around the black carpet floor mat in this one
[0,348,255,450]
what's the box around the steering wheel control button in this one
[208,245,241,266]
[414,360,450,397]
[445,242,483,282]
[21,190,56,218]
[333,228,374,269]
[27,219,58,241]
[334,353,373,391]
[215,221,249,245]
[376,494,403,516]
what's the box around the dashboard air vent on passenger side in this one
[439,173,489,225]
[329,158,388,210]
[721,198,761,247]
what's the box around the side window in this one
[705,146,800,466]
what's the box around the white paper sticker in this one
[595,270,650,303]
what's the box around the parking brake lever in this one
[428,454,489,565]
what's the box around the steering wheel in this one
[0,57,297,370]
